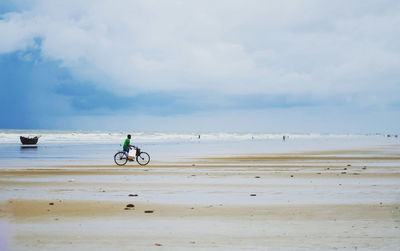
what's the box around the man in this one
[123,134,135,160]
[123,134,134,152]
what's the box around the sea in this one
[0,130,398,166]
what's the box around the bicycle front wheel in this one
[114,151,128,166]
[136,152,150,166]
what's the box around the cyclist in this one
[123,134,134,154]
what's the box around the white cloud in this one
[1,0,400,98]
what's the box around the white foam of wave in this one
[0,130,388,145]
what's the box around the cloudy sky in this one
[0,0,399,132]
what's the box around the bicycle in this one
[114,146,150,166]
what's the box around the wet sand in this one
[1,147,400,250]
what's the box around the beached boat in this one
[20,136,39,145]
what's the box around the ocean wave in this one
[0,130,386,144]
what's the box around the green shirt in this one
[123,138,130,147]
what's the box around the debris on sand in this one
[144,210,154,213]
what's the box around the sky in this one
[0,0,399,133]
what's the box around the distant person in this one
[283,135,286,141]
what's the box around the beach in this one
[2,0,400,250]
[1,132,400,250]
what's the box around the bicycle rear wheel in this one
[114,151,128,166]
[136,152,150,165]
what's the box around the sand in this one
[1,146,400,250]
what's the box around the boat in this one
[20,136,39,145]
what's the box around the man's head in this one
[127,134,131,139]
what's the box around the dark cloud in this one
[54,82,198,116]
[0,52,61,128]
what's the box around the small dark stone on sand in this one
[255,176,260,178]
[126,204,135,208]
[250,194,257,196]
[144,210,154,213]
[362,167,367,169]
[347,164,351,167]
[290,175,294,177]
[129,194,138,197]
[49,203,54,205]
[344,168,347,170]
